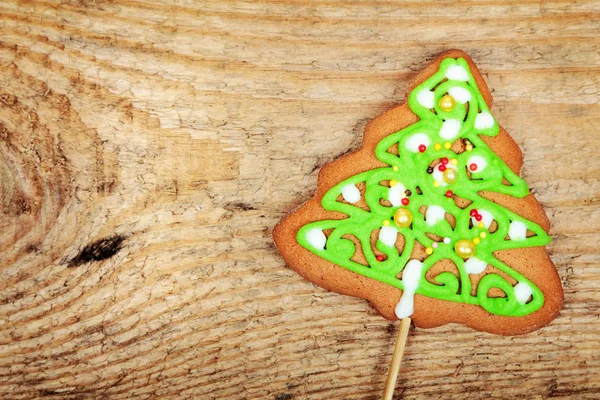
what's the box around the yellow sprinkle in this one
[473,237,481,245]
[425,247,433,255]
[480,232,487,238]
[444,142,452,149]
[383,220,390,226]
[434,143,442,151]
[477,222,485,228]
[450,158,458,165]
[466,144,473,152]
[393,165,399,171]
[390,180,397,187]
[433,180,440,188]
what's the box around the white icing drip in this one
[467,155,487,172]
[514,282,533,305]
[341,184,361,203]
[432,164,456,187]
[439,119,462,140]
[306,229,326,250]
[405,133,431,153]
[425,205,445,226]
[448,87,471,103]
[395,260,424,319]
[475,112,495,129]
[443,237,451,244]
[471,209,494,229]
[509,220,527,241]
[446,65,469,81]
[464,257,487,274]
[417,89,434,109]
[379,226,398,247]
[388,182,407,207]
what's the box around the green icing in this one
[297,58,551,317]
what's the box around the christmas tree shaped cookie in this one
[273,50,563,335]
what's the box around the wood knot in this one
[68,235,126,267]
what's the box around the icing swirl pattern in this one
[297,58,550,317]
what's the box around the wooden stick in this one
[382,317,412,400]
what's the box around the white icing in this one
[341,184,360,203]
[475,112,495,129]
[443,237,451,244]
[514,282,533,305]
[432,164,456,187]
[471,209,494,229]
[446,65,469,81]
[405,133,431,153]
[425,205,445,226]
[417,89,434,109]
[509,220,527,241]
[388,182,407,207]
[467,155,487,172]
[448,87,471,103]
[395,260,423,319]
[379,226,398,247]
[464,257,487,274]
[306,229,326,250]
[439,119,462,140]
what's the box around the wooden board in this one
[0,1,599,399]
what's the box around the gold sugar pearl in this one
[393,208,413,228]
[439,94,456,112]
[455,239,476,259]
[442,168,457,184]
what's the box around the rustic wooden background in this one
[1,1,599,399]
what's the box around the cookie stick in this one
[273,50,564,397]
[382,258,420,399]
[382,317,411,400]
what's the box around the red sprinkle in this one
[376,255,384,262]
[469,163,478,171]
[445,190,453,198]
[401,198,410,206]
[438,164,447,172]
[475,214,483,221]
[418,144,427,153]
[441,157,449,165]
[470,209,478,217]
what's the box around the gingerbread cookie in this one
[273,50,563,335]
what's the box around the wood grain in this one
[0,1,598,399]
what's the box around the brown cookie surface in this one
[273,50,563,335]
